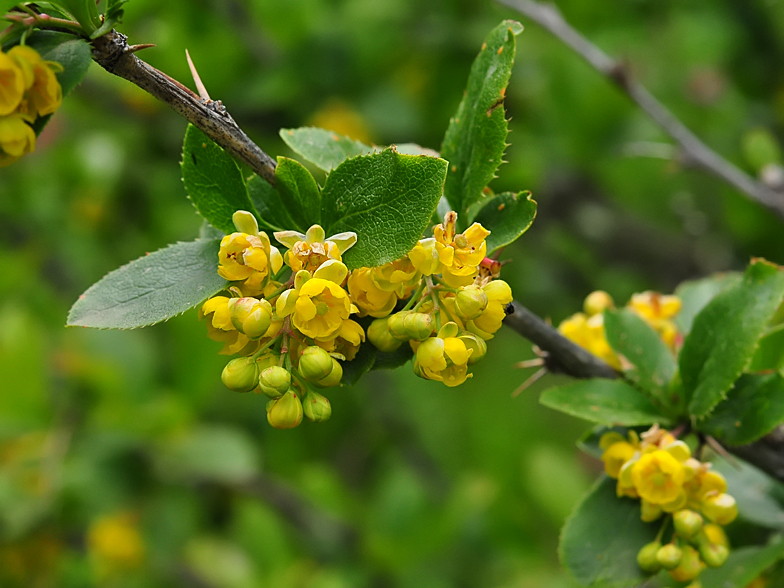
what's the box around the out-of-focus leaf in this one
[247,174,297,232]
[472,191,537,253]
[539,379,668,427]
[274,156,321,231]
[279,127,373,172]
[441,20,523,218]
[679,260,784,419]
[321,148,447,269]
[182,125,257,234]
[340,343,377,386]
[749,323,784,373]
[699,537,784,588]
[604,309,677,408]
[67,239,227,329]
[674,272,741,335]
[700,374,784,446]
[560,476,658,587]
[372,344,414,370]
[714,459,784,530]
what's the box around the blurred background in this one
[1,0,784,586]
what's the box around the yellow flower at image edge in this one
[88,512,145,572]
[0,50,25,115]
[602,441,637,478]
[0,115,35,167]
[8,45,63,119]
[631,450,686,505]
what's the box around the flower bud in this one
[641,500,663,523]
[668,545,704,583]
[454,285,488,320]
[664,440,691,462]
[368,318,403,352]
[584,290,614,316]
[232,210,259,235]
[657,544,683,570]
[228,297,273,339]
[458,332,487,364]
[701,524,728,549]
[387,311,411,340]
[636,541,662,573]
[702,493,738,525]
[403,312,434,341]
[316,358,343,388]
[699,542,729,568]
[267,390,303,429]
[259,366,291,398]
[303,391,332,422]
[673,510,703,540]
[299,346,334,382]
[221,357,259,393]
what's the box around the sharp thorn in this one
[186,49,211,102]
[127,43,156,54]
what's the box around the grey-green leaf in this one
[539,379,667,427]
[699,537,784,588]
[321,148,448,269]
[274,156,321,231]
[279,127,374,172]
[560,477,659,588]
[441,20,523,217]
[700,373,784,446]
[604,309,677,408]
[714,459,784,530]
[246,174,298,232]
[473,191,537,253]
[679,259,784,419]
[67,239,227,329]
[182,124,257,235]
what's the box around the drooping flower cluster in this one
[601,426,737,584]
[558,290,682,368]
[200,210,511,428]
[0,45,62,167]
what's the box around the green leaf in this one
[674,272,741,335]
[699,537,784,588]
[679,260,784,419]
[560,477,658,588]
[274,156,321,231]
[372,344,414,370]
[279,127,373,172]
[67,239,228,329]
[321,148,448,269]
[394,143,439,157]
[714,459,784,530]
[539,379,667,427]
[577,425,630,460]
[340,343,377,386]
[246,174,297,232]
[604,309,677,407]
[1,2,20,14]
[441,20,523,217]
[749,323,784,373]
[181,124,257,235]
[700,374,784,446]
[472,191,537,253]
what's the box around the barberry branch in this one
[497,0,784,220]
[91,30,278,185]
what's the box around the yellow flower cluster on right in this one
[601,426,737,585]
[0,44,62,167]
[558,290,682,369]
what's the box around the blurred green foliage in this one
[1,0,783,586]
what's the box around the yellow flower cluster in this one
[601,426,737,584]
[200,210,512,428]
[558,290,683,369]
[87,511,145,578]
[0,45,62,167]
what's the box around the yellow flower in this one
[87,512,145,572]
[467,280,513,340]
[0,50,25,115]
[370,256,421,296]
[8,45,63,120]
[601,440,637,479]
[201,296,253,355]
[317,318,365,360]
[217,231,282,285]
[628,291,682,349]
[278,267,353,340]
[413,322,473,387]
[631,450,686,505]
[557,311,621,369]
[432,212,489,287]
[275,224,356,273]
[348,268,397,317]
[409,237,451,276]
[0,115,35,167]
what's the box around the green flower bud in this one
[228,297,273,339]
[267,390,303,429]
[454,285,488,320]
[673,509,704,540]
[699,542,729,568]
[458,331,487,364]
[403,312,434,341]
[668,545,703,583]
[636,541,662,573]
[259,366,291,398]
[368,318,403,352]
[316,358,343,388]
[232,210,259,235]
[437,321,459,339]
[387,311,412,340]
[299,346,334,382]
[221,357,259,393]
[657,544,683,570]
[641,500,663,523]
[412,358,425,379]
[702,493,738,526]
[294,270,311,290]
[303,391,332,422]
[584,290,614,316]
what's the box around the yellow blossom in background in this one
[0,50,25,115]
[318,318,365,360]
[631,450,686,505]
[558,311,621,369]
[348,268,397,317]
[8,45,63,119]
[0,114,35,167]
[371,256,421,297]
[88,512,145,575]
[628,291,682,349]
[601,439,637,478]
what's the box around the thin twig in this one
[497,0,784,219]
[91,30,277,185]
